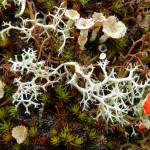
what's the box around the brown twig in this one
[27,0,35,25]
[38,37,50,61]
[125,35,145,59]
[118,32,150,77]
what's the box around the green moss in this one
[111,0,127,15]
[50,128,58,136]
[8,106,18,117]
[0,120,12,132]
[63,51,75,61]
[71,104,80,114]
[141,57,149,63]
[4,84,14,98]
[79,0,89,7]
[39,93,50,103]
[3,131,12,142]
[85,116,93,125]
[36,0,54,11]
[55,85,71,101]
[12,144,21,150]
[0,36,10,47]
[29,127,38,138]
[106,141,114,148]
[50,125,83,147]
[0,107,7,120]
[23,138,31,147]
[107,37,127,52]
[50,136,60,146]
[78,112,87,121]
[59,125,83,147]
[87,128,98,141]
[82,125,90,132]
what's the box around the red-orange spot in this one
[143,94,150,115]
[139,124,146,131]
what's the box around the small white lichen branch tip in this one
[2,0,26,17]
[15,0,26,18]
[2,0,8,9]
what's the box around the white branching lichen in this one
[9,48,65,114]
[0,2,71,55]
[9,48,150,126]
[1,1,150,128]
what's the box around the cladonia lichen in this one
[9,48,150,126]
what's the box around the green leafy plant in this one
[85,116,93,125]
[87,129,98,141]
[71,105,80,114]
[8,106,18,117]
[107,37,127,52]
[79,0,89,7]
[73,136,83,147]
[12,144,21,150]
[60,131,74,144]
[82,125,90,132]
[50,136,60,146]
[0,120,12,132]
[55,85,71,101]
[50,128,58,136]
[29,127,38,138]
[23,138,30,147]
[4,84,14,98]
[0,35,11,48]
[0,107,7,120]
[44,1,54,9]
[39,93,50,103]
[112,0,126,15]
[3,131,12,142]
[36,0,54,10]
[59,125,83,147]
[78,112,87,121]
[0,0,3,9]
[63,51,75,61]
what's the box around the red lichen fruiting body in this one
[139,124,146,131]
[143,94,150,115]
